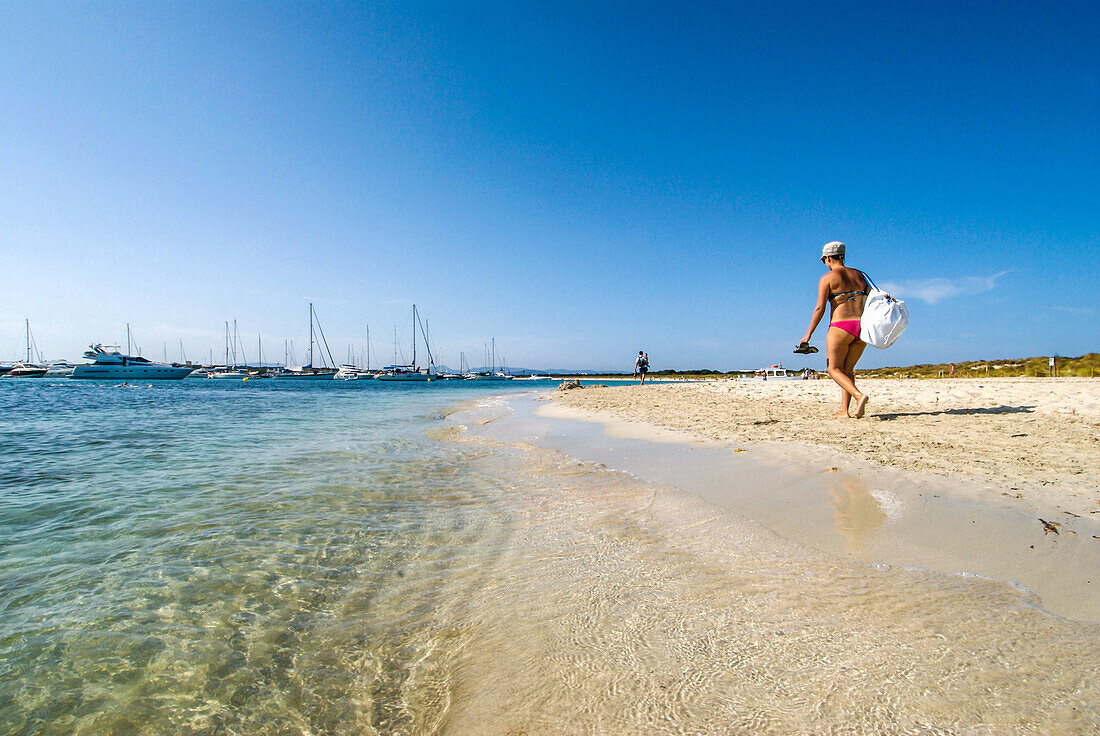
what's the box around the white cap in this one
[821,241,845,259]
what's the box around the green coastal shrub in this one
[855,353,1100,379]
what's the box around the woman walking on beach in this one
[798,241,870,418]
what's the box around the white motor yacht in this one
[747,363,793,380]
[71,344,195,380]
[44,360,75,377]
[335,364,364,380]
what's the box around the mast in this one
[284,339,288,368]
[366,325,370,371]
[239,327,247,366]
[393,326,398,366]
[225,322,230,367]
[25,319,30,363]
[412,304,417,367]
[127,323,131,356]
[309,303,314,368]
[310,306,336,368]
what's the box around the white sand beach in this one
[553,377,1100,518]
[541,378,1100,624]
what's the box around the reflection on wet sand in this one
[828,476,887,554]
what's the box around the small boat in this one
[272,366,337,380]
[4,320,48,377]
[207,368,253,380]
[376,365,432,381]
[4,362,48,378]
[464,371,510,381]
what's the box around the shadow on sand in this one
[875,405,1036,421]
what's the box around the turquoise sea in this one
[3,378,1099,735]
[0,378,554,734]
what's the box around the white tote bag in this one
[859,272,908,349]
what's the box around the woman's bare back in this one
[823,266,868,321]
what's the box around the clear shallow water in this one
[0,379,546,734]
[2,379,1099,735]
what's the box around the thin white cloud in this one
[1045,304,1094,316]
[879,271,1009,305]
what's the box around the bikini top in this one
[829,288,867,303]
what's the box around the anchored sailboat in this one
[464,337,510,380]
[208,320,252,379]
[272,303,338,379]
[377,305,434,381]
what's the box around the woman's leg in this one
[826,327,865,418]
[842,340,869,417]
[833,362,852,419]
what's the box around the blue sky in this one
[1,1,1097,370]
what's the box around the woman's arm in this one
[801,276,831,344]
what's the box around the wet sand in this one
[439,393,1100,733]
[538,379,1100,624]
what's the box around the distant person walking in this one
[798,241,870,419]
[634,350,649,384]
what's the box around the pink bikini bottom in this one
[830,320,861,339]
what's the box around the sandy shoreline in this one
[539,377,1100,623]
[551,377,1100,519]
[449,392,1100,731]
